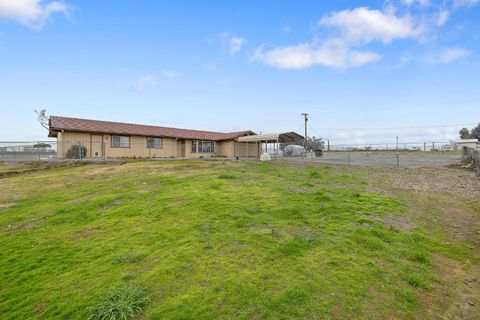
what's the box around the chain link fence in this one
[0,140,467,168]
[0,141,58,161]
[262,141,464,168]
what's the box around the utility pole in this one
[301,113,308,150]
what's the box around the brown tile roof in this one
[49,116,255,141]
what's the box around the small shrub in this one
[111,251,142,264]
[65,145,87,159]
[88,282,150,320]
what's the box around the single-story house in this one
[453,138,479,151]
[48,116,260,159]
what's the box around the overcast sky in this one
[0,0,479,144]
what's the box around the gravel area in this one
[310,152,463,167]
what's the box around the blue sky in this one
[0,0,479,144]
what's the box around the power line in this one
[307,123,323,137]
[311,122,478,131]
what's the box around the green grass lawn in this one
[0,161,470,319]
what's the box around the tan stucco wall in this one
[217,140,234,157]
[57,132,177,158]
[56,131,250,159]
[234,141,260,157]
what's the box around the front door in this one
[177,140,185,157]
[91,135,103,158]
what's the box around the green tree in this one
[306,136,325,151]
[470,123,480,139]
[460,124,480,139]
[33,143,51,148]
[459,127,471,139]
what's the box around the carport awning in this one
[237,132,304,143]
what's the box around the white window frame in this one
[198,140,215,153]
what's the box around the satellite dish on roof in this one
[35,109,49,130]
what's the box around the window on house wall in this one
[198,140,215,153]
[191,140,197,153]
[111,135,130,148]
[147,137,163,149]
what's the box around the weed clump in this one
[295,231,320,244]
[111,251,142,265]
[88,282,150,320]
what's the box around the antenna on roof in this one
[35,109,49,130]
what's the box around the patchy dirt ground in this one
[354,165,480,319]
[365,166,480,200]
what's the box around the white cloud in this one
[229,36,246,56]
[219,33,246,56]
[0,0,70,30]
[395,55,412,67]
[453,0,480,8]
[133,75,156,91]
[318,7,424,44]
[401,0,431,6]
[254,7,422,70]
[160,70,181,79]
[253,41,382,70]
[437,48,471,63]
[436,10,449,26]
[282,26,291,34]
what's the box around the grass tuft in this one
[294,231,320,244]
[218,173,237,179]
[111,251,143,265]
[88,282,150,320]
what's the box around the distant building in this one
[453,138,479,151]
[441,144,454,151]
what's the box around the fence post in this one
[396,154,400,167]
[37,141,41,161]
[78,141,82,160]
[348,152,351,165]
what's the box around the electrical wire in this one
[310,122,478,131]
